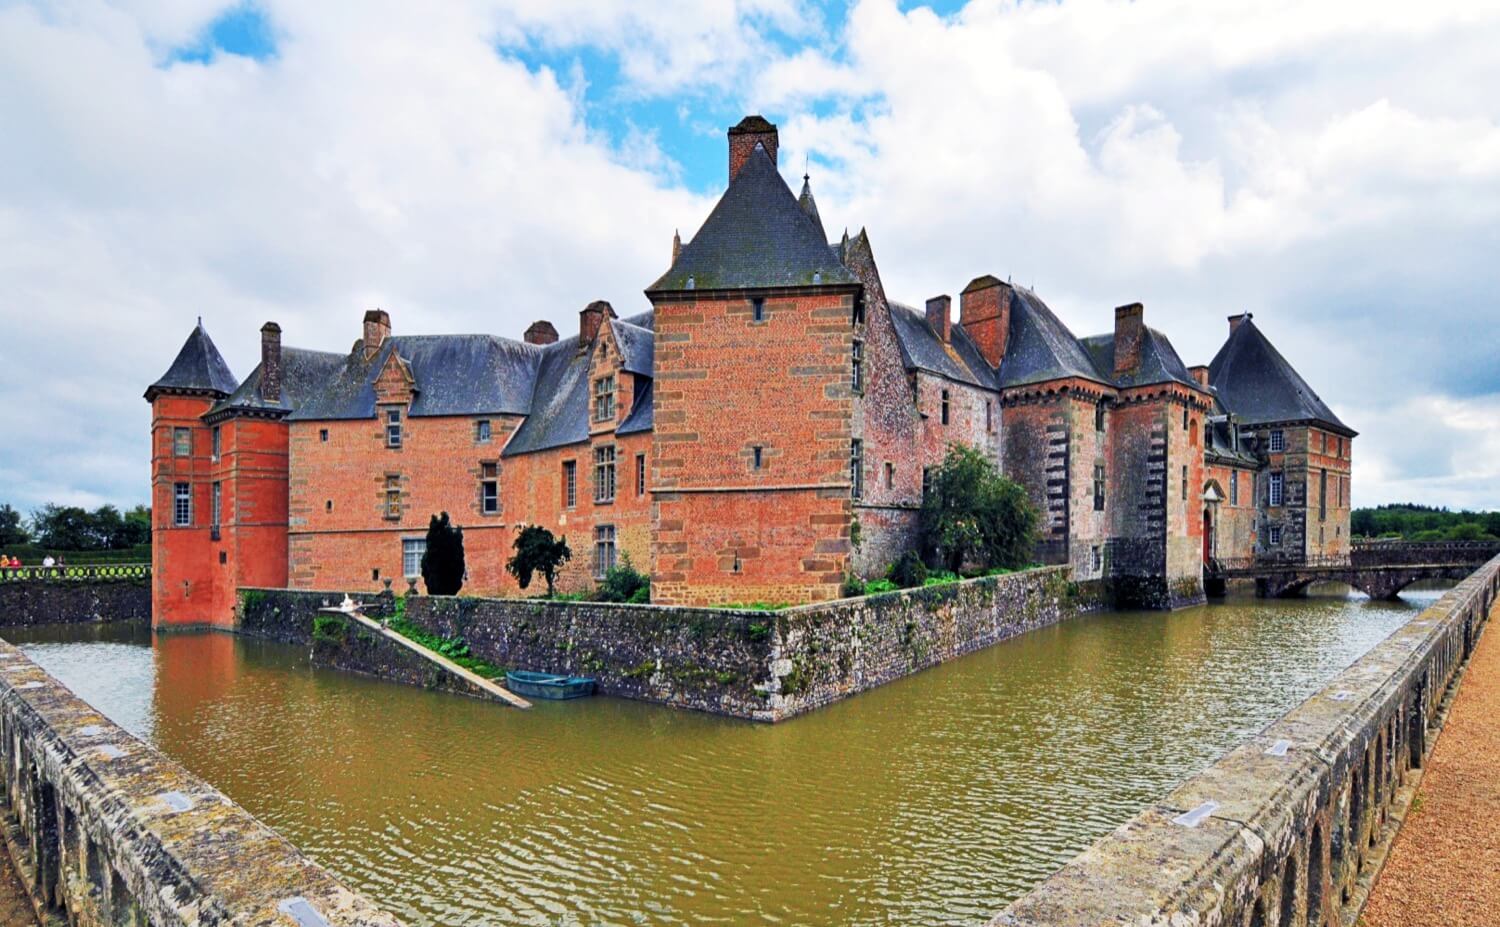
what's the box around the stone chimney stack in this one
[959,275,1013,369]
[1228,312,1253,335]
[728,115,778,181]
[362,309,391,360]
[1188,364,1210,389]
[579,300,615,345]
[1113,303,1145,378]
[925,295,952,344]
[259,322,282,403]
[524,321,559,346]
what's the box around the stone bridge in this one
[1208,540,1500,599]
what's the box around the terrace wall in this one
[235,565,1075,722]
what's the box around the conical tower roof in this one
[647,143,855,293]
[1208,316,1355,435]
[144,321,238,401]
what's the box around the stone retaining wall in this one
[0,581,149,628]
[993,553,1500,927]
[0,639,401,927]
[238,566,1076,721]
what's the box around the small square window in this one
[476,420,492,443]
[173,427,192,457]
[385,408,403,448]
[752,446,763,470]
[1268,525,1283,546]
[320,429,329,443]
[751,297,765,322]
[1269,429,1285,453]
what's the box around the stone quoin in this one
[146,115,1355,625]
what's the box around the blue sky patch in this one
[170,4,277,65]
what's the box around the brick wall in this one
[649,288,859,605]
[150,393,224,628]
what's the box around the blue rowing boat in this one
[504,670,596,700]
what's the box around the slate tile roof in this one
[889,286,1109,390]
[1078,326,1201,391]
[206,347,346,420]
[646,144,855,293]
[145,322,239,400]
[997,288,1109,388]
[286,335,543,422]
[1208,317,1355,436]
[501,311,655,457]
[888,301,998,389]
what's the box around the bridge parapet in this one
[993,553,1500,927]
[1351,539,1500,568]
[0,564,150,584]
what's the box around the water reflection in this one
[6,590,1441,926]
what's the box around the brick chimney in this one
[925,295,952,344]
[1113,303,1145,378]
[259,322,282,403]
[579,300,615,345]
[728,115,778,181]
[960,275,1012,369]
[362,309,391,360]
[1228,312,1253,335]
[1188,364,1210,389]
[524,321,559,346]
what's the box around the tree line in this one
[0,503,152,551]
[1352,504,1500,541]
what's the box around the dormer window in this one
[385,408,403,448]
[593,376,616,422]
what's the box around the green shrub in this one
[595,553,650,603]
[312,614,348,644]
[922,570,961,587]
[920,443,1038,573]
[841,573,866,597]
[864,578,899,595]
[888,551,929,588]
[507,525,571,596]
[420,512,466,596]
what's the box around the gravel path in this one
[1363,597,1500,927]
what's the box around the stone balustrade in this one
[0,640,402,927]
[993,552,1500,926]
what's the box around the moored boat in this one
[504,670,597,700]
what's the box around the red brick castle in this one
[147,116,1354,627]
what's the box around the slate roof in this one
[206,347,346,419]
[888,302,998,389]
[889,286,1112,391]
[1078,326,1201,391]
[1208,317,1355,436]
[647,144,857,292]
[618,378,653,436]
[798,175,827,244]
[996,288,1109,389]
[286,335,543,421]
[146,323,238,400]
[503,311,655,457]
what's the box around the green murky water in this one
[4,589,1441,926]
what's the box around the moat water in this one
[4,589,1443,927]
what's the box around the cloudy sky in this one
[2,0,1498,516]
